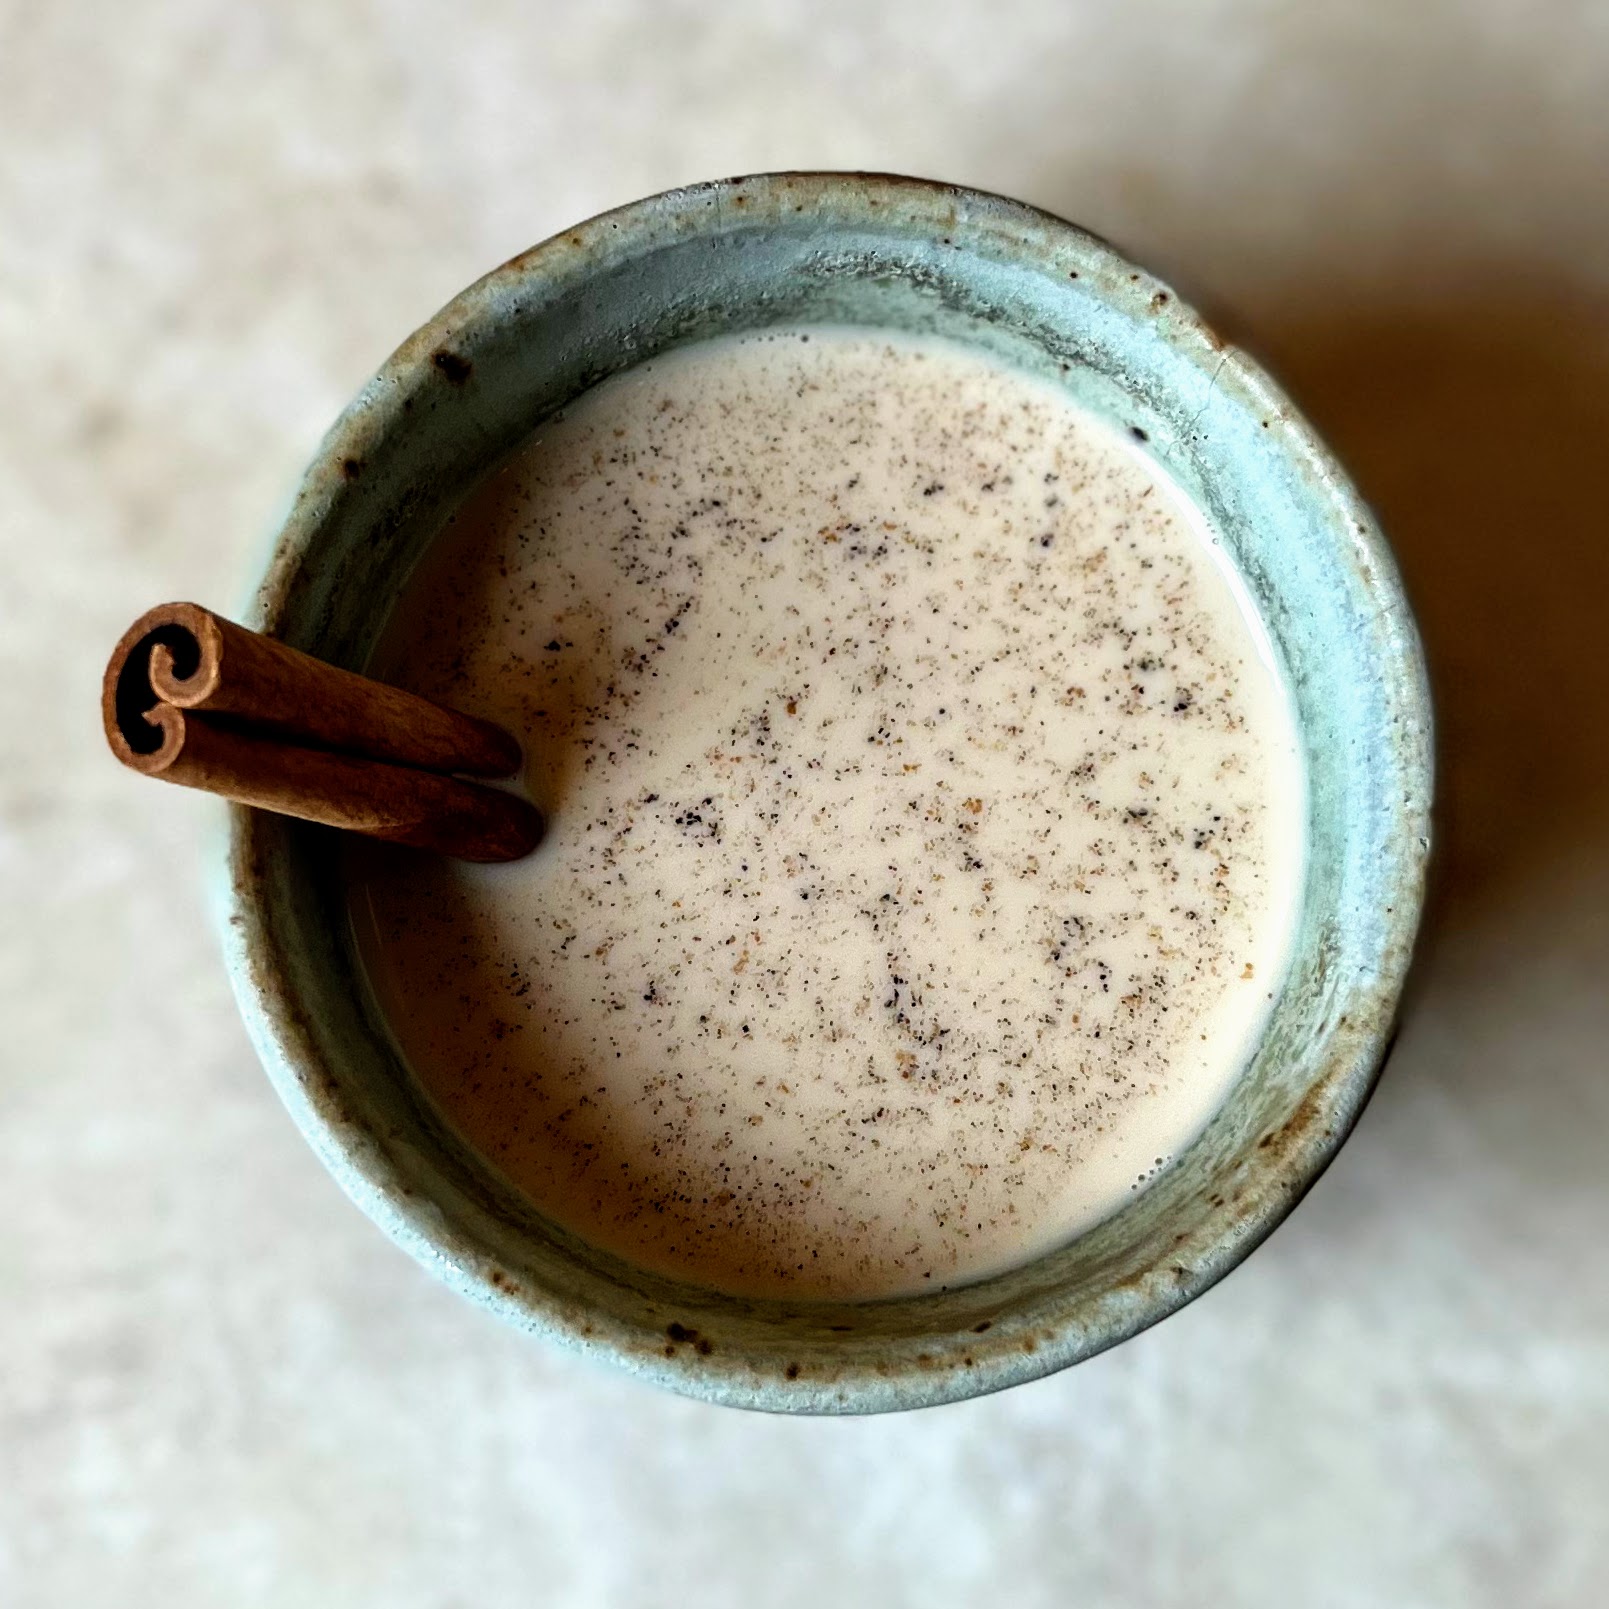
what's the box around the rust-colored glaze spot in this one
[432,349,473,385]
[666,1321,697,1343]
[1151,292,1170,309]
[1282,1087,1326,1141]
[785,1362,801,1380]
[1021,1338,1038,1354]
[489,1270,506,1287]
[972,1320,992,1333]
[663,1344,677,1358]
[340,456,363,480]
[314,1069,351,1125]
[695,1337,714,1356]
[1254,1086,1328,1167]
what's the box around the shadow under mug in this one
[222,173,1431,1413]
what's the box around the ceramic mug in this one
[223,173,1431,1413]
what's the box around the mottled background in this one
[4,3,1606,1604]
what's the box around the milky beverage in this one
[349,328,1305,1301]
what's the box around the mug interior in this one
[224,174,1430,1413]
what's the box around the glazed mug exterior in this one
[222,173,1431,1413]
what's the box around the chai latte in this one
[348,328,1305,1300]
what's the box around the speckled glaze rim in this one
[219,173,1432,1413]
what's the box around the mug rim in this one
[222,171,1432,1413]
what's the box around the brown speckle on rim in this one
[432,349,473,384]
[1257,1086,1329,1163]
[785,1362,801,1380]
[340,456,363,480]
[972,1319,993,1333]
[666,1322,697,1343]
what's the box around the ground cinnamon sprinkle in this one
[349,327,1305,1300]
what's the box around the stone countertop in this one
[4,2,1606,1603]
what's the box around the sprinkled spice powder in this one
[348,328,1305,1300]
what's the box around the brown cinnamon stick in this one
[117,601,519,774]
[103,604,543,862]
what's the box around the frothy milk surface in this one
[349,328,1305,1301]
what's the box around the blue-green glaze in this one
[220,173,1431,1414]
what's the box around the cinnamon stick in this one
[118,601,519,774]
[103,604,543,862]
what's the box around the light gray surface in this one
[3,2,1606,1603]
